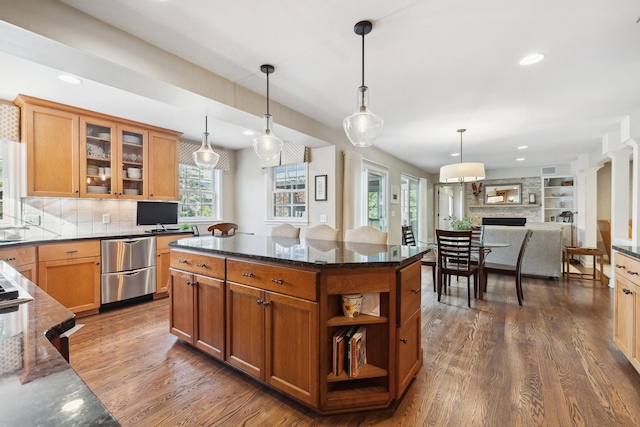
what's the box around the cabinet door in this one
[117,124,148,198]
[633,283,640,370]
[265,291,318,406]
[15,263,37,284]
[80,116,117,198]
[226,282,265,379]
[24,104,80,197]
[156,248,171,296]
[195,274,225,361]
[148,131,179,200]
[396,309,422,397]
[614,275,634,357]
[38,256,100,314]
[169,269,196,343]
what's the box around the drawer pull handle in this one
[411,288,420,294]
[271,278,283,285]
[627,270,639,276]
[257,299,264,305]
[623,288,632,295]
[196,263,206,267]
[242,272,253,277]
[400,338,408,344]
[67,250,78,254]
[5,257,15,261]
[178,259,188,264]
[615,264,626,269]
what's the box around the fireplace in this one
[482,217,527,226]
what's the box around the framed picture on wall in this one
[391,186,399,204]
[315,175,327,201]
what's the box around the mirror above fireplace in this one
[484,183,522,204]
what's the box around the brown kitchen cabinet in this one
[37,240,101,316]
[613,251,640,373]
[226,277,319,406]
[396,261,423,397]
[169,250,226,361]
[155,235,178,297]
[0,245,38,283]
[15,94,180,200]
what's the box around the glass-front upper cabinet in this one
[80,118,148,198]
[117,124,148,198]
[80,117,116,198]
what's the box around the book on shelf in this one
[346,325,367,378]
[332,326,350,376]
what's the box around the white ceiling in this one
[2,0,640,174]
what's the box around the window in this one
[270,163,307,220]
[178,164,220,220]
[362,162,388,231]
[401,175,419,236]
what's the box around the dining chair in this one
[304,224,339,241]
[436,229,478,308]
[344,226,388,244]
[207,222,238,236]
[401,225,437,290]
[483,229,533,306]
[271,223,301,238]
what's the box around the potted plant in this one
[448,215,477,230]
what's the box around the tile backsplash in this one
[22,197,155,239]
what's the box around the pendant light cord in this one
[458,129,466,163]
[266,71,270,116]
[361,30,365,88]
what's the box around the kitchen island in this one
[168,234,429,414]
[0,261,119,426]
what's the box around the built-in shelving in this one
[542,176,575,222]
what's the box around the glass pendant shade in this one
[253,114,284,161]
[193,117,220,169]
[343,86,383,148]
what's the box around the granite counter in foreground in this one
[0,262,119,426]
[168,234,430,268]
[612,245,640,260]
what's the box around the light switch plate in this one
[25,214,40,225]
[320,214,328,223]
[102,214,110,224]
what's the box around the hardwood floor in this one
[69,271,640,426]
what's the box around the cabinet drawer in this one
[0,245,36,267]
[615,252,640,287]
[38,240,100,261]
[170,250,225,278]
[397,261,422,326]
[227,258,318,301]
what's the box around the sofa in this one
[483,224,565,280]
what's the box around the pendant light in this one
[343,20,383,148]
[193,116,220,169]
[439,129,485,183]
[253,64,284,161]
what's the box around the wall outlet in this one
[320,214,328,223]
[102,213,110,224]
[25,214,40,225]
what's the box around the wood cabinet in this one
[170,250,226,361]
[0,245,37,283]
[15,94,180,200]
[542,176,575,222]
[613,251,640,372]
[37,240,101,316]
[169,243,423,414]
[155,235,178,297]
[226,262,319,406]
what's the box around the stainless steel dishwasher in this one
[101,236,156,304]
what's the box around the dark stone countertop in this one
[0,262,119,426]
[0,229,192,248]
[612,245,640,260]
[169,234,430,268]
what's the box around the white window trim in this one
[265,163,309,225]
[362,160,389,231]
[177,165,222,223]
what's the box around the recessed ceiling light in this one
[242,130,254,135]
[516,157,525,161]
[519,53,545,66]
[451,153,460,157]
[517,145,528,150]
[58,75,82,84]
